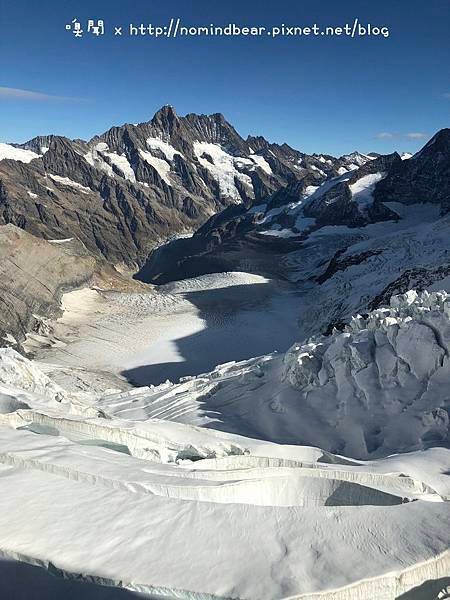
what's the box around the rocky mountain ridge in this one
[0,106,372,269]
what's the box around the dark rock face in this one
[373,129,450,212]
[304,153,403,227]
[0,146,186,268]
[368,263,450,311]
[315,248,384,284]
[304,182,363,226]
[0,106,364,269]
[348,152,402,181]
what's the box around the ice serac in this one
[282,290,450,457]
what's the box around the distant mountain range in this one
[0,106,379,268]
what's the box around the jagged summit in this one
[15,134,67,155]
[149,104,180,133]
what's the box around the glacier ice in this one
[0,290,448,598]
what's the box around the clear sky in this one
[0,0,449,156]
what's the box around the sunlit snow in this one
[0,143,40,164]
[47,174,92,194]
[139,150,172,185]
[193,141,253,200]
[349,171,386,206]
[146,137,184,161]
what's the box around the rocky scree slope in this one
[0,225,136,351]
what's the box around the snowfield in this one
[0,290,449,598]
[193,142,254,200]
[0,142,41,163]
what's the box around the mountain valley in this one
[0,109,449,600]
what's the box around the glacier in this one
[0,290,449,598]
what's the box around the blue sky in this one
[0,0,449,155]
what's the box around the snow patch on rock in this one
[0,143,40,164]
[249,154,272,175]
[47,174,92,194]
[193,141,253,200]
[146,137,184,161]
[349,172,386,207]
[139,150,172,185]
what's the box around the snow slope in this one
[146,137,184,161]
[193,142,253,200]
[47,173,92,193]
[139,150,172,185]
[0,291,449,598]
[0,142,41,163]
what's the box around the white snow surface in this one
[47,174,92,194]
[349,171,386,207]
[193,142,253,200]
[84,145,115,177]
[85,143,136,181]
[28,272,299,388]
[259,228,300,238]
[249,153,272,174]
[0,143,40,164]
[139,150,172,185]
[0,348,449,598]
[1,290,450,598]
[103,150,136,182]
[146,137,184,161]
